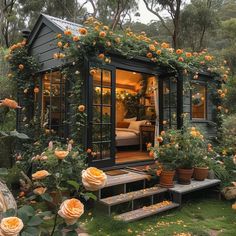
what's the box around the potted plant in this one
[193,142,212,181]
[176,126,205,184]
[148,130,179,188]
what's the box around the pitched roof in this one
[27,13,82,46]
[42,14,82,36]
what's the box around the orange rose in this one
[78,105,85,112]
[90,69,96,76]
[161,42,169,48]
[79,28,88,35]
[115,37,121,44]
[57,41,63,47]
[82,167,107,191]
[149,44,156,51]
[34,87,39,93]
[0,98,21,109]
[157,136,163,143]
[146,143,152,148]
[186,52,192,57]
[18,64,24,70]
[0,217,24,236]
[57,34,62,38]
[58,198,84,225]
[86,148,92,153]
[149,151,154,158]
[160,130,165,136]
[98,53,105,59]
[73,36,80,42]
[32,170,50,180]
[64,29,72,36]
[99,31,106,38]
[156,50,162,55]
[54,150,69,160]
[33,187,47,195]
[204,55,212,61]
[178,57,184,62]
[176,49,183,54]
[146,52,153,58]
[103,26,109,30]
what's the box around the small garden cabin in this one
[16,14,221,169]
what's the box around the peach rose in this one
[33,187,47,195]
[0,217,23,236]
[232,202,236,210]
[82,167,107,191]
[54,150,69,160]
[0,99,21,109]
[79,28,87,35]
[58,198,84,225]
[32,170,50,180]
[78,105,85,112]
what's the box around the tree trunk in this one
[0,181,17,219]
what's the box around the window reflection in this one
[192,84,206,119]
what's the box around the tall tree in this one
[179,0,220,51]
[143,0,185,49]
[92,0,138,30]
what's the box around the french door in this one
[87,65,116,168]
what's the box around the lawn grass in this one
[81,199,236,236]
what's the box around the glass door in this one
[87,65,116,168]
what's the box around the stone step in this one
[115,201,179,222]
[99,186,167,206]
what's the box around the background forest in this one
[0,0,236,128]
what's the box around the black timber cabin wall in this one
[183,73,220,139]
[18,13,219,141]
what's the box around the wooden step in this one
[104,170,150,188]
[100,186,167,206]
[115,201,179,222]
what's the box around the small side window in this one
[191,83,206,120]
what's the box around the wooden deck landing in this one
[104,170,150,188]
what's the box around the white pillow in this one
[128,120,147,131]
[124,117,137,122]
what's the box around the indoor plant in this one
[149,130,180,188]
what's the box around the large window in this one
[41,71,66,136]
[191,83,206,119]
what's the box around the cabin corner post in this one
[158,75,164,132]
[177,71,184,129]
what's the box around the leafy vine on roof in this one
[54,17,229,81]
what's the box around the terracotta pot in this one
[177,168,194,185]
[160,170,176,188]
[193,167,209,181]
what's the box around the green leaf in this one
[9,130,29,139]
[81,192,97,201]
[67,180,80,191]
[41,193,53,202]
[22,226,39,236]
[27,216,43,227]
[17,211,29,224]
[18,205,35,217]
[2,208,16,217]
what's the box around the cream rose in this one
[32,170,50,180]
[0,217,24,236]
[33,187,47,195]
[82,167,107,191]
[58,198,84,225]
[54,150,69,160]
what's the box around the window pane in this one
[102,70,111,87]
[192,84,206,119]
[93,86,101,105]
[92,106,101,123]
[101,143,111,159]
[102,88,111,105]
[102,124,111,141]
[92,124,101,142]
[102,106,111,123]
